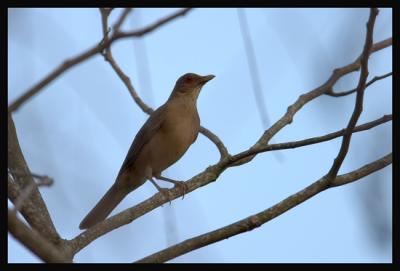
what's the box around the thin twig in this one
[112,8,132,32]
[326,71,392,97]
[136,153,392,263]
[115,8,192,38]
[199,126,229,158]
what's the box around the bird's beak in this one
[199,74,215,85]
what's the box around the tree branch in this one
[326,71,392,97]
[199,126,229,159]
[228,114,391,164]
[8,8,194,113]
[7,114,61,243]
[229,35,390,168]
[136,153,392,263]
[8,209,71,263]
[114,8,192,39]
[326,8,378,180]
[112,8,132,32]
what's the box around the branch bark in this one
[136,153,392,263]
[8,209,71,263]
[7,113,61,243]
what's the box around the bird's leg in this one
[149,178,172,205]
[155,175,188,200]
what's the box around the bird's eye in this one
[185,76,194,83]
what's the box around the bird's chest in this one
[163,108,200,150]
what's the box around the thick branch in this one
[326,8,378,180]
[8,8,193,112]
[8,210,71,263]
[7,114,60,243]
[136,153,392,263]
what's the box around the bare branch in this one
[112,8,132,33]
[8,209,71,263]
[7,114,60,243]
[326,71,392,97]
[115,8,193,39]
[136,153,392,263]
[326,8,379,180]
[199,126,229,158]
[368,37,392,54]
[99,8,112,36]
[330,153,392,187]
[8,8,194,113]
[229,114,391,164]
[230,35,390,167]
[9,169,54,212]
[102,47,153,114]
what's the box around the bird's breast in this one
[164,107,200,149]
[146,103,200,175]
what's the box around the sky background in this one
[8,8,392,263]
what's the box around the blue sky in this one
[8,8,392,263]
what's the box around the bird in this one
[79,73,215,229]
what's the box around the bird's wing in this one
[116,105,167,178]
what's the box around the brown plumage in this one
[79,73,215,229]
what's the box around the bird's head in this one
[170,73,215,101]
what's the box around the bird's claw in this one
[173,181,188,200]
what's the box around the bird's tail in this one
[79,183,127,230]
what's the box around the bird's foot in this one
[155,176,188,200]
[171,181,188,200]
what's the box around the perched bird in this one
[79,73,215,229]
